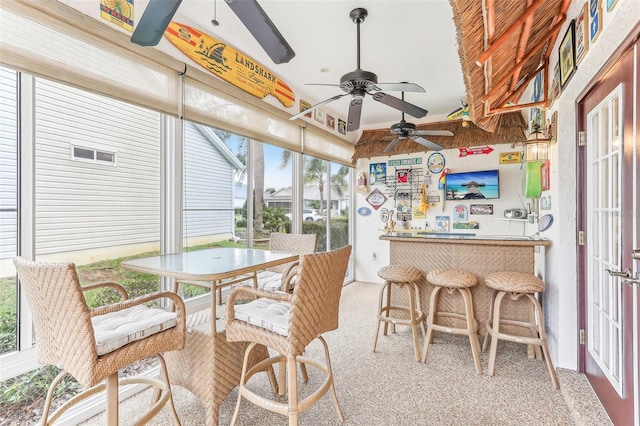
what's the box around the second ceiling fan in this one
[289,8,427,132]
[385,94,454,153]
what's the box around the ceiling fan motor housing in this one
[391,120,415,136]
[340,70,378,96]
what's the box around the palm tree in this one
[304,158,327,213]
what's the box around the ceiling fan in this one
[130,0,295,64]
[384,95,454,153]
[289,8,427,132]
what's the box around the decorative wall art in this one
[396,200,412,221]
[326,114,335,130]
[606,0,618,12]
[470,204,493,215]
[499,152,522,164]
[575,3,589,65]
[427,152,445,174]
[458,146,494,157]
[369,163,386,185]
[453,204,468,221]
[337,119,347,135]
[379,208,389,223]
[541,159,551,191]
[549,111,558,144]
[559,20,577,89]
[530,71,544,131]
[100,0,134,31]
[357,206,372,216]
[435,216,450,232]
[396,169,410,184]
[300,100,312,118]
[365,188,387,210]
[314,108,325,124]
[589,0,602,44]
[453,221,479,230]
[412,206,425,219]
[551,62,562,103]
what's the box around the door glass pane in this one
[0,66,18,355]
[602,105,609,154]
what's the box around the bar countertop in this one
[379,232,551,247]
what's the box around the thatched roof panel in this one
[352,112,526,161]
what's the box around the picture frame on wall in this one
[575,3,589,65]
[559,20,577,89]
[299,100,312,118]
[314,108,325,124]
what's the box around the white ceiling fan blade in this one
[413,130,454,136]
[384,137,402,153]
[289,93,347,121]
[412,136,443,151]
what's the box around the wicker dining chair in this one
[13,257,187,425]
[225,245,352,426]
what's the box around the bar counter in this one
[379,233,550,336]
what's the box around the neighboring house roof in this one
[194,124,244,170]
[264,185,347,203]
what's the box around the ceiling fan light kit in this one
[289,7,428,132]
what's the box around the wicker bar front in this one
[381,236,549,337]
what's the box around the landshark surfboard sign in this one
[164,22,295,108]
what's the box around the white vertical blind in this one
[304,127,355,167]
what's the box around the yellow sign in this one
[164,22,295,108]
[499,152,522,164]
[100,0,133,32]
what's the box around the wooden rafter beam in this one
[480,16,566,103]
[476,0,547,66]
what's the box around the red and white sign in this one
[458,146,494,157]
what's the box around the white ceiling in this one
[69,0,468,135]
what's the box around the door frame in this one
[576,29,639,425]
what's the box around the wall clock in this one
[427,152,445,174]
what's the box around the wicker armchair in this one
[13,257,186,425]
[225,245,352,426]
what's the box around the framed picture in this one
[326,114,335,130]
[369,162,386,185]
[299,100,312,118]
[337,119,347,135]
[549,111,558,144]
[435,216,450,232]
[551,61,562,102]
[314,108,325,124]
[589,0,602,44]
[606,0,618,12]
[559,20,577,89]
[575,3,589,65]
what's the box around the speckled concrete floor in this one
[82,281,612,426]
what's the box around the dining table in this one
[121,247,299,426]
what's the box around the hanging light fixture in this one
[524,124,550,161]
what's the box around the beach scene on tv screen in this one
[445,170,499,200]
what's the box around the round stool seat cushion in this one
[377,265,423,283]
[484,271,545,293]
[426,269,477,288]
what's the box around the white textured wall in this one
[543,0,640,370]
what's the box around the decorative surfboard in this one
[164,22,295,108]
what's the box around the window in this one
[72,146,116,164]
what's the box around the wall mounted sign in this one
[164,22,295,108]
[453,221,479,230]
[575,3,589,65]
[366,188,387,210]
[388,158,422,166]
[427,152,445,173]
[499,152,522,164]
[458,146,493,157]
[589,0,602,44]
[470,204,493,215]
[357,206,372,216]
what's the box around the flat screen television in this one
[445,169,500,200]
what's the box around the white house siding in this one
[0,67,17,261]
[183,123,235,239]
[34,78,161,255]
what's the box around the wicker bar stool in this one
[421,269,482,375]
[482,271,559,389]
[372,264,426,361]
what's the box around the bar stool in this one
[422,269,482,375]
[482,271,559,389]
[373,265,426,361]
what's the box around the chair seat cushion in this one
[92,306,177,356]
[484,271,545,293]
[427,269,477,288]
[256,271,284,292]
[233,298,291,336]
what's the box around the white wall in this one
[354,143,535,284]
[542,0,640,370]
